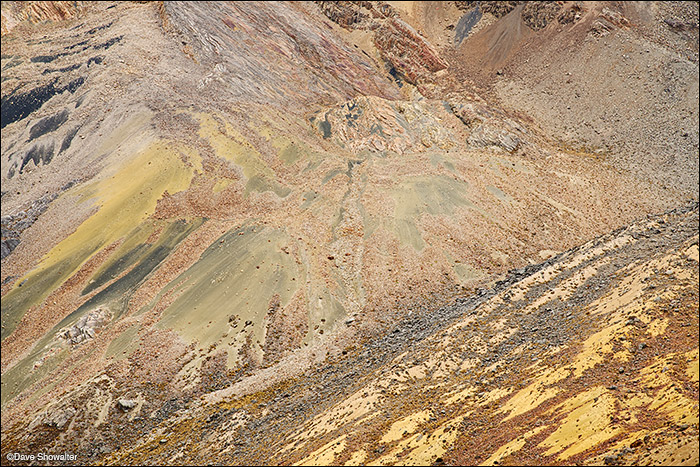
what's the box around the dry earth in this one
[1,1,698,466]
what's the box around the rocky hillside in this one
[1,2,698,466]
[89,202,700,467]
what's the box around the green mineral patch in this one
[157,225,303,367]
[486,184,513,203]
[488,155,532,177]
[0,343,69,407]
[303,288,346,345]
[444,251,483,284]
[18,350,96,410]
[359,202,378,239]
[1,257,76,341]
[245,175,291,198]
[62,219,202,325]
[0,219,201,407]
[454,263,483,283]
[105,324,141,361]
[278,141,304,165]
[319,115,332,139]
[430,152,456,172]
[303,159,322,173]
[271,135,328,168]
[82,237,150,296]
[322,167,345,184]
[390,175,474,251]
[300,190,321,210]
[196,113,289,197]
[1,141,196,341]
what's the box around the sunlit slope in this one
[51,204,696,467]
[1,3,696,465]
[276,204,699,467]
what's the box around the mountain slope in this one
[1,2,698,465]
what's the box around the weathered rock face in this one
[315,1,377,29]
[117,398,137,411]
[0,1,697,466]
[164,1,400,110]
[59,306,110,345]
[1,180,75,259]
[456,1,520,18]
[0,1,85,36]
[315,0,448,85]
[455,0,581,30]
[372,16,449,83]
[39,406,76,430]
[311,95,455,154]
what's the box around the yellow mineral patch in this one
[423,351,462,379]
[500,380,561,422]
[444,385,476,406]
[380,411,431,443]
[539,386,621,460]
[376,415,466,466]
[195,112,273,179]
[294,435,347,466]
[431,360,463,379]
[489,327,517,346]
[685,243,699,262]
[535,365,571,386]
[283,384,381,454]
[481,425,547,465]
[523,258,611,314]
[179,144,204,174]
[586,235,635,259]
[3,140,195,322]
[195,112,293,197]
[479,387,511,405]
[646,318,669,337]
[508,262,564,302]
[212,178,233,193]
[39,140,194,274]
[591,246,697,319]
[344,449,367,466]
[571,321,621,377]
[406,364,427,380]
[538,249,559,259]
[645,382,699,426]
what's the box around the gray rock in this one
[118,398,138,410]
[43,407,76,429]
[59,307,110,345]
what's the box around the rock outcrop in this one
[316,1,448,85]
[1,1,84,36]
[58,307,110,346]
